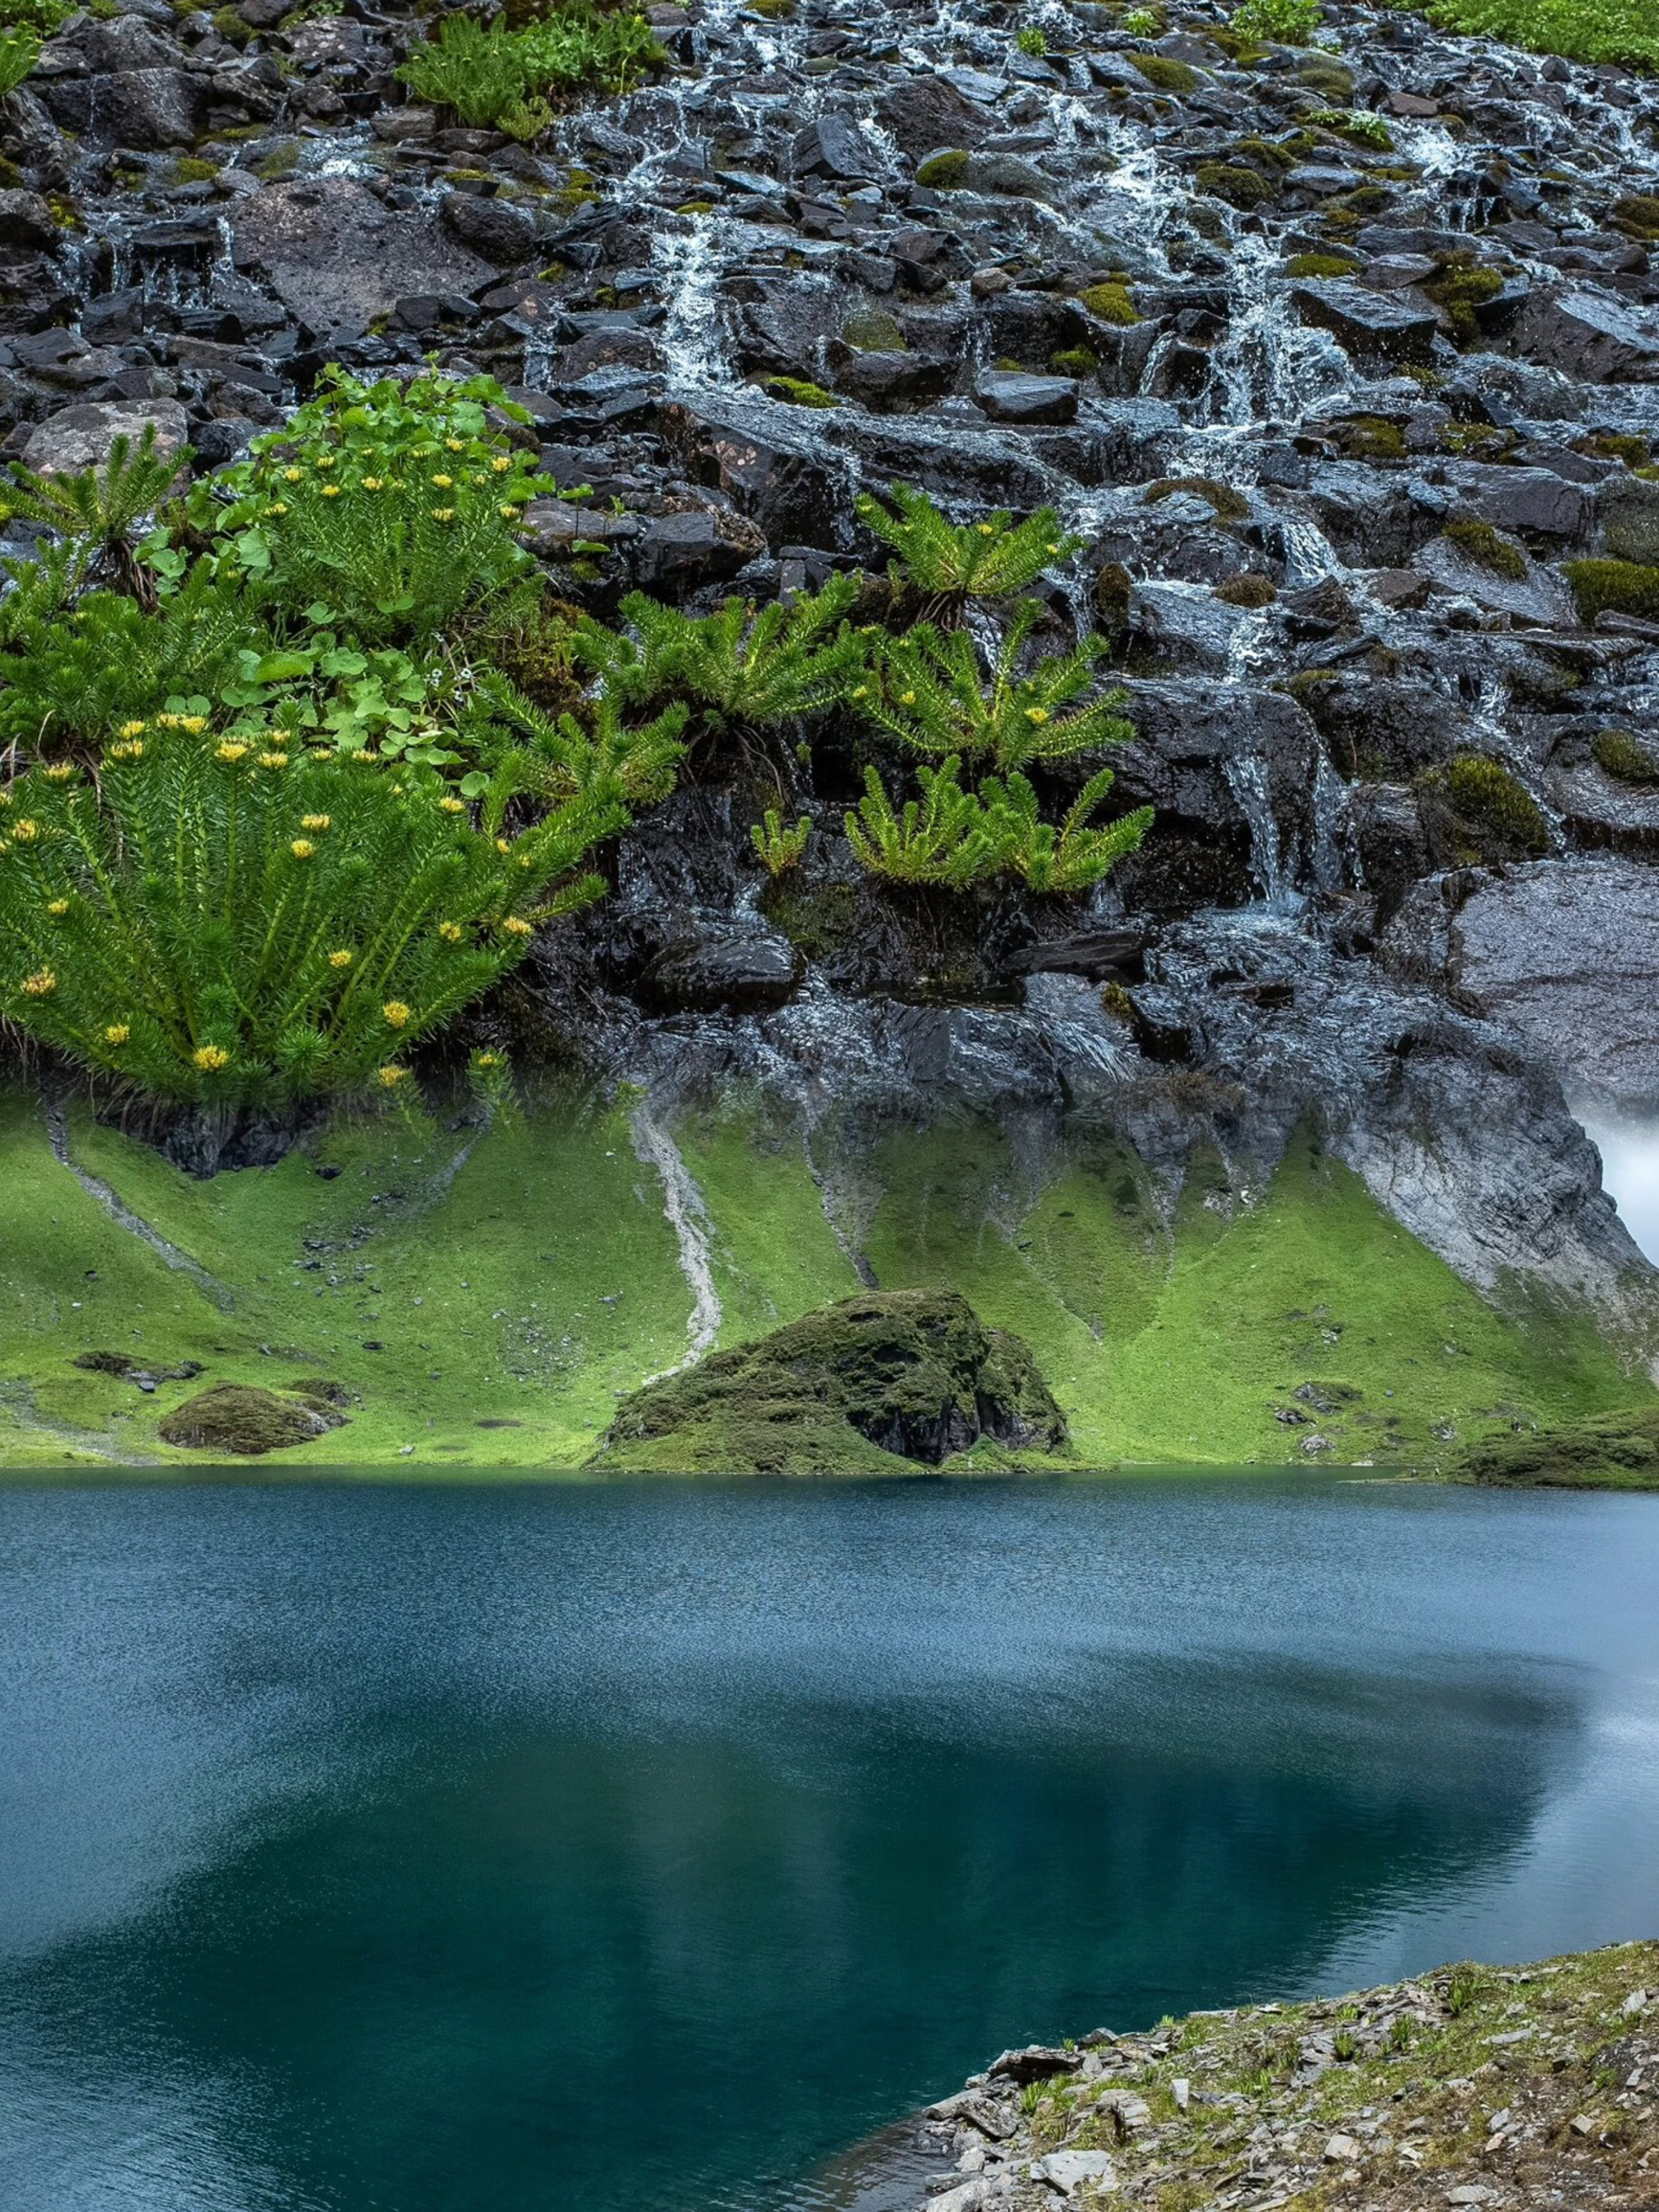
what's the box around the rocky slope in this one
[6,0,1659,1427]
[863,1940,1658,2212]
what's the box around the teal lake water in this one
[1,1475,1657,2212]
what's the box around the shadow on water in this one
[0,1477,1654,2212]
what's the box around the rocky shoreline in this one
[870,1941,1658,2212]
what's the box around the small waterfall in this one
[1310,749,1356,892]
[1224,750,1289,906]
[651,216,731,392]
[1199,235,1350,432]
[630,1100,723,1377]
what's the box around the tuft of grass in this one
[1564,558,1659,625]
[1424,0,1659,70]
[1284,250,1361,277]
[1438,753,1550,857]
[1444,517,1528,580]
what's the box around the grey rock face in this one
[22,396,191,474]
[1513,288,1659,383]
[232,178,492,335]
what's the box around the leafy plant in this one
[574,574,868,735]
[845,756,1148,893]
[0,26,39,95]
[1016,21,1046,53]
[2,423,186,600]
[979,765,1151,892]
[751,808,811,876]
[1423,0,1658,69]
[397,6,664,130]
[858,600,1135,774]
[0,716,627,1109]
[854,484,1084,616]
[458,669,689,810]
[1229,0,1322,41]
[187,369,551,645]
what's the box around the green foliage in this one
[1308,105,1393,147]
[860,600,1134,773]
[1229,0,1322,42]
[846,755,1150,893]
[1424,0,1659,69]
[1563,558,1659,624]
[458,669,688,810]
[397,6,664,130]
[1131,50,1200,88]
[187,368,550,645]
[0,26,39,94]
[3,423,184,595]
[1591,729,1659,783]
[1439,755,1549,858]
[574,574,867,734]
[0,717,626,1109]
[914,149,970,188]
[751,808,811,876]
[1444,518,1527,580]
[1016,21,1046,54]
[1284,250,1361,276]
[855,483,1083,610]
[764,375,839,409]
[1120,8,1163,34]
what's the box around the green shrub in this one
[751,808,811,876]
[1077,280,1141,325]
[1307,105,1393,148]
[846,754,1150,894]
[3,421,184,598]
[855,484,1083,610]
[1016,21,1046,54]
[1229,0,1321,42]
[1131,51,1200,90]
[1120,8,1163,32]
[0,717,625,1110]
[398,6,663,130]
[914,149,970,189]
[0,26,40,94]
[188,368,550,646]
[860,599,1133,774]
[1444,518,1527,580]
[1424,0,1659,70]
[1591,729,1659,782]
[765,374,838,408]
[1563,559,1659,624]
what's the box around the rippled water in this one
[1,1476,1656,2212]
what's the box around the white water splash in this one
[651,216,731,392]
[631,1100,723,1377]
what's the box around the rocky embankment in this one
[888,1942,1658,2212]
[7,0,1659,1380]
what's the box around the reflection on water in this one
[1579,1106,1659,1266]
[0,1478,1656,2212]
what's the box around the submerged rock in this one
[594,1289,1067,1474]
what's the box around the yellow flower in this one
[437,921,463,942]
[495,836,511,854]
[216,742,250,763]
[977,523,995,536]
[314,453,337,468]
[439,797,466,814]
[351,749,375,762]
[12,818,37,841]
[46,898,68,915]
[499,505,520,520]
[20,969,56,996]
[901,690,917,706]
[502,915,533,937]
[377,1064,409,1088]
[851,685,868,700]
[445,438,464,453]
[382,1000,412,1028]
[180,716,208,734]
[193,1045,230,1072]
[44,764,74,781]
[118,719,146,738]
[474,1050,503,1068]
[361,476,383,491]
[1024,707,1049,725]
[267,501,289,517]
[302,813,331,832]
[491,455,512,473]
[328,949,353,969]
[290,839,315,859]
[258,752,290,770]
[431,473,454,488]
[321,483,341,499]
[104,1024,130,1046]
[1046,542,1061,554]
[431,507,455,523]
[283,466,303,483]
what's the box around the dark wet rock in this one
[0,190,57,251]
[877,75,991,160]
[1512,287,1659,383]
[232,178,492,335]
[440,191,539,264]
[1292,280,1441,366]
[158,1383,347,1455]
[594,1288,1067,1473]
[973,370,1078,424]
[1553,761,1659,857]
[640,922,800,1012]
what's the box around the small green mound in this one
[1196,159,1277,209]
[1333,416,1408,463]
[1131,51,1201,91]
[1591,728,1659,783]
[915,148,970,189]
[843,308,906,351]
[1049,345,1099,378]
[1430,755,1549,859]
[1424,260,1507,347]
[157,1383,347,1456]
[1444,518,1528,580]
[1077,281,1141,326]
[1611,194,1659,240]
[1564,558,1659,625]
[764,375,839,409]
[1424,0,1659,72]
[1145,476,1251,524]
[1459,1404,1659,1489]
[1284,251,1361,278]
[1214,573,1278,607]
[593,1288,1068,1475]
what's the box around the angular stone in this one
[21,396,190,475]
[440,191,538,264]
[1513,287,1659,383]
[0,189,57,250]
[1036,2150,1118,2196]
[974,370,1078,424]
[791,112,871,180]
[1292,279,1441,365]
[1439,460,1589,540]
[232,177,491,336]
[640,919,799,1010]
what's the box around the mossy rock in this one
[593,1289,1068,1475]
[1591,729,1659,784]
[1459,1405,1659,1490]
[1443,517,1527,580]
[765,375,838,409]
[1423,259,1507,347]
[1419,754,1548,863]
[158,1383,347,1456]
[1214,572,1277,608]
[843,307,906,351]
[915,148,971,190]
[1284,251,1361,279]
[1295,56,1355,100]
[1195,160,1277,210]
[1610,193,1659,240]
[1131,52,1201,92]
[1145,475,1250,525]
[1077,281,1140,326]
[1331,416,1407,463]
[1563,558,1659,625]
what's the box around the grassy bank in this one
[1,1087,1648,1471]
[1422,0,1659,71]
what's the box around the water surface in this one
[1,1475,1656,2212]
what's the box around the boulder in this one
[594,1288,1067,1473]
[158,1383,347,1456]
[42,68,204,148]
[1291,279,1441,366]
[974,370,1078,424]
[639,919,800,1010]
[440,191,538,264]
[791,113,872,181]
[877,73,991,159]
[1512,287,1659,384]
[0,189,58,251]
[21,396,191,475]
[233,177,492,336]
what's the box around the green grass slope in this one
[0,1090,1648,1471]
[1424,0,1659,71]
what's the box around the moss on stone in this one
[1049,345,1098,377]
[1459,1403,1659,1489]
[914,148,970,189]
[843,307,905,351]
[1444,517,1528,580]
[1585,431,1652,469]
[1333,416,1407,463]
[1284,250,1361,278]
[593,1288,1068,1474]
[1424,755,1549,860]
[1424,258,1507,345]
[158,1383,345,1456]
[1214,572,1277,608]
[1592,728,1659,783]
[1145,475,1251,524]
[170,155,221,184]
[764,374,838,409]
[1611,192,1659,239]
[1564,557,1659,624]
[1131,51,1201,91]
[1295,55,1354,100]
[1077,280,1141,326]
[1195,159,1277,209]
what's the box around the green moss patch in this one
[1145,475,1251,523]
[1592,727,1659,782]
[1131,51,1201,91]
[914,149,970,189]
[1444,517,1528,579]
[1077,280,1141,326]
[1565,557,1659,624]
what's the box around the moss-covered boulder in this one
[1459,1407,1659,1490]
[158,1383,347,1456]
[594,1290,1067,1475]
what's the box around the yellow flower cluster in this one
[12,818,38,843]
[382,1001,412,1028]
[290,839,315,860]
[258,752,290,770]
[378,1064,409,1088]
[216,742,250,763]
[43,763,75,783]
[20,968,55,996]
[439,797,466,815]
[437,921,463,943]
[328,949,353,969]
[104,1024,130,1046]
[302,814,331,832]
[501,916,534,937]
[193,1045,230,1072]
[155,713,208,734]
[107,740,144,761]
[46,898,68,915]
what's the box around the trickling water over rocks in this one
[8,0,1659,1323]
